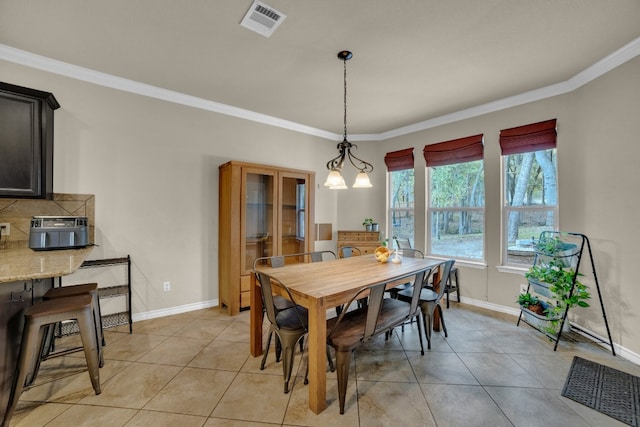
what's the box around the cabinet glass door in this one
[279,172,309,261]
[243,169,275,273]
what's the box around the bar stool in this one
[44,283,105,348]
[2,294,102,427]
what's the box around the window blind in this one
[384,147,414,171]
[499,119,557,155]
[423,134,484,167]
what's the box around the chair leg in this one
[335,350,352,415]
[275,334,282,362]
[2,322,40,427]
[281,334,302,394]
[27,325,52,387]
[93,295,106,347]
[415,313,425,355]
[422,307,432,350]
[327,346,335,372]
[260,328,275,370]
[438,304,448,338]
[77,311,101,395]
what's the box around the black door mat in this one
[562,356,640,426]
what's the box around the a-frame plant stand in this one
[517,231,615,355]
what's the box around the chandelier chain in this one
[343,57,348,141]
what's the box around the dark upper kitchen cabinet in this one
[0,82,60,199]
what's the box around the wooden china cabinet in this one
[218,161,315,315]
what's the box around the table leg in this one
[307,299,327,414]
[250,277,263,357]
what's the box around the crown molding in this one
[377,36,640,141]
[2,36,639,142]
[0,44,339,141]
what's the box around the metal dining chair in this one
[394,237,412,250]
[339,246,361,258]
[311,250,336,263]
[254,256,295,369]
[395,260,455,349]
[337,246,365,314]
[445,266,461,308]
[326,267,430,414]
[254,252,336,373]
[387,248,424,299]
[255,271,308,393]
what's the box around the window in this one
[500,119,558,266]
[385,148,414,249]
[424,134,485,261]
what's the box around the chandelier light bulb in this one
[324,169,345,187]
[353,171,373,188]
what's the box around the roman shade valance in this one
[499,119,557,155]
[384,148,414,172]
[423,134,484,167]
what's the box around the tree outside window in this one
[503,148,558,266]
[427,160,485,261]
[389,169,414,249]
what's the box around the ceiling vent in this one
[240,1,286,37]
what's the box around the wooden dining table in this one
[250,254,444,414]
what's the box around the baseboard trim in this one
[131,299,219,322]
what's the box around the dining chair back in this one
[394,237,412,250]
[310,250,337,263]
[398,248,423,259]
[253,255,294,369]
[339,246,361,258]
[387,248,424,299]
[445,266,460,308]
[254,252,336,373]
[255,271,308,394]
[396,259,455,349]
[327,267,431,414]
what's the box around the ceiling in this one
[1,0,640,138]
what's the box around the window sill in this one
[426,256,487,269]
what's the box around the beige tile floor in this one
[7,303,639,427]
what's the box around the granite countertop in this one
[0,242,94,283]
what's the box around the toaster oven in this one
[29,216,89,250]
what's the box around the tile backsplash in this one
[0,193,95,245]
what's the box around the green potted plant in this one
[524,260,590,335]
[516,292,545,315]
[533,235,578,268]
[362,218,374,231]
[517,292,551,329]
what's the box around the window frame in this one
[499,119,558,268]
[388,168,415,249]
[500,148,559,267]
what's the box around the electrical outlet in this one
[163,281,171,292]
[520,284,527,294]
[0,223,10,236]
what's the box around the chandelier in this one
[324,50,373,189]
